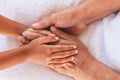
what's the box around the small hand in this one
[25,36,77,66]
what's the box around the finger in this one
[27,28,55,36]
[33,36,59,44]
[32,16,54,29]
[50,50,78,59]
[50,56,75,63]
[53,39,71,45]
[17,36,29,44]
[22,31,43,40]
[49,45,77,53]
[50,26,72,39]
[32,30,56,36]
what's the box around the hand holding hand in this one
[19,29,78,67]
[32,7,87,35]
[48,27,94,80]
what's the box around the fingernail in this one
[71,57,75,61]
[75,50,78,54]
[32,23,39,27]
[55,37,59,40]
[73,45,77,49]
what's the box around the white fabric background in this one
[0,0,120,80]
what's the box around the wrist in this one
[23,44,34,61]
[76,56,120,80]
[73,53,95,80]
[73,5,90,25]
[19,45,30,61]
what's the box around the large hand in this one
[48,27,94,80]
[32,7,87,35]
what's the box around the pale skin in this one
[21,26,120,80]
[31,0,120,35]
[0,15,77,70]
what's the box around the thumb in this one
[32,17,54,29]
[32,36,59,44]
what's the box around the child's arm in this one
[0,15,77,70]
[0,36,76,70]
[0,15,27,38]
[0,45,28,70]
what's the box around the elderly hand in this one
[47,27,94,80]
[49,27,120,80]
[32,7,87,35]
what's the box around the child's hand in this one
[18,28,55,44]
[25,36,77,66]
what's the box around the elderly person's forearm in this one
[76,0,120,25]
[32,0,120,35]
[75,58,120,80]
